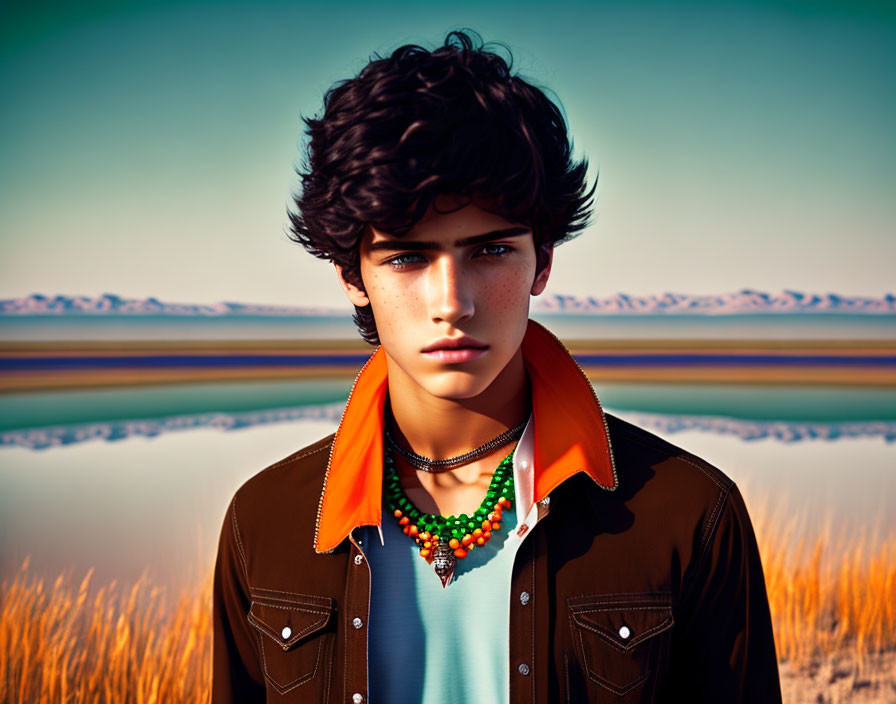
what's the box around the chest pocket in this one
[247,590,336,698]
[567,592,674,699]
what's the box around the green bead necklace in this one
[383,445,515,587]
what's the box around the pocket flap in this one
[247,595,334,651]
[568,592,673,652]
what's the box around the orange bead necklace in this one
[383,446,515,588]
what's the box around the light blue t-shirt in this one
[363,492,520,704]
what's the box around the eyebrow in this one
[367,226,531,253]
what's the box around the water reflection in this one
[1,379,894,599]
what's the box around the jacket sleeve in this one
[662,483,783,702]
[211,495,266,703]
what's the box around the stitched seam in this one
[261,439,331,475]
[242,438,332,501]
[652,621,669,699]
[567,591,672,607]
[569,590,672,599]
[230,497,252,589]
[323,629,334,704]
[607,419,676,453]
[279,628,324,693]
[248,613,327,646]
[273,441,330,468]
[344,533,353,703]
[576,628,651,695]
[681,486,732,605]
[572,615,673,651]
[250,588,334,607]
[616,418,729,489]
[250,602,330,616]
[530,539,535,704]
[247,609,329,645]
[316,350,379,554]
[609,419,679,455]
[536,323,619,491]
[700,485,728,552]
[609,420,731,491]
[254,625,323,693]
[343,593,349,704]
[362,537,372,700]
[575,605,671,613]
[702,485,732,558]
[248,612,327,645]
[674,455,729,491]
[563,653,571,704]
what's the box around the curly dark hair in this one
[287,28,597,345]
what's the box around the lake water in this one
[3,311,895,341]
[1,377,893,599]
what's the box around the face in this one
[335,194,553,401]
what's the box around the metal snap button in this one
[520,591,530,605]
[618,625,631,639]
[518,663,530,676]
[352,617,364,629]
[281,626,292,639]
[352,693,364,703]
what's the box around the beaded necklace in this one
[385,419,527,472]
[383,446,515,588]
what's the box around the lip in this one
[421,336,489,353]
[422,347,488,363]
[421,336,489,363]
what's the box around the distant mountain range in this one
[535,290,896,315]
[0,294,345,317]
[1,290,894,316]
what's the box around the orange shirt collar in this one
[313,318,617,553]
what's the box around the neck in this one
[384,349,530,514]
[385,348,530,461]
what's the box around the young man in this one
[212,30,782,703]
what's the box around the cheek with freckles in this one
[362,271,424,346]
[478,266,536,320]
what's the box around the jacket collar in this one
[313,318,617,554]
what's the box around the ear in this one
[334,264,370,307]
[530,246,553,296]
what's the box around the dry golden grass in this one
[748,493,896,675]
[0,557,212,704]
[1,503,893,702]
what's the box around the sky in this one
[1,0,894,309]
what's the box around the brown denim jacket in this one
[212,321,782,703]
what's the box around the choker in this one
[383,445,515,588]
[384,418,528,473]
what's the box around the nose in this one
[428,254,474,325]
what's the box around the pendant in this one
[432,541,456,588]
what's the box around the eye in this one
[385,252,427,269]
[476,243,514,258]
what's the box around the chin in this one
[385,347,516,402]
[419,371,497,401]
